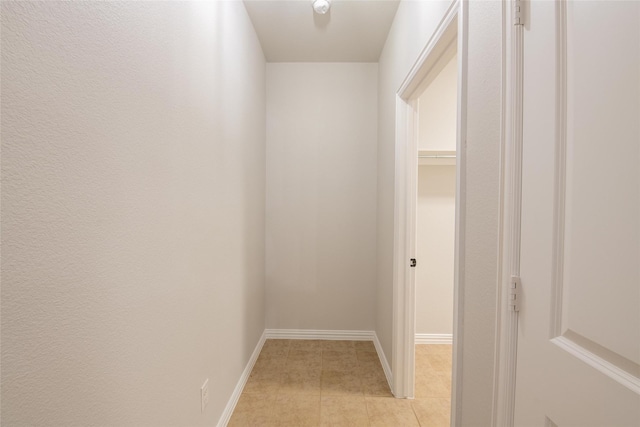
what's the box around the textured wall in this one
[457,2,502,423]
[1,2,266,425]
[266,63,378,331]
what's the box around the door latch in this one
[410,258,417,267]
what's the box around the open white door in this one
[515,0,640,425]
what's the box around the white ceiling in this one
[243,0,400,62]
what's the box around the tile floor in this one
[228,340,451,426]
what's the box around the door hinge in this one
[514,0,524,26]
[410,258,417,268]
[509,276,521,312]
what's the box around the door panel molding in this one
[514,0,640,424]
[552,335,640,394]
[548,0,640,395]
[549,0,567,342]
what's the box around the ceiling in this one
[243,0,401,62]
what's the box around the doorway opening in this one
[413,45,457,421]
[391,1,466,425]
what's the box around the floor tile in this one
[280,367,322,395]
[263,339,292,349]
[415,373,449,398]
[243,369,282,395]
[365,396,420,427]
[323,350,359,371]
[272,394,321,426]
[320,395,370,426]
[437,372,452,396]
[287,349,322,371]
[440,398,452,420]
[357,359,384,378]
[414,344,452,416]
[252,353,286,374]
[322,340,356,352]
[261,339,291,359]
[361,372,392,397]
[429,344,452,354]
[228,393,277,426]
[356,350,380,364]
[290,339,324,352]
[230,341,453,426]
[415,360,436,378]
[428,353,452,372]
[411,398,450,427]
[354,341,376,353]
[321,370,363,396]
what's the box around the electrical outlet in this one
[201,378,209,413]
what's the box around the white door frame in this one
[492,0,523,425]
[392,1,466,423]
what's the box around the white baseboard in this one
[415,333,453,345]
[372,332,393,393]
[264,328,374,341]
[216,331,266,427]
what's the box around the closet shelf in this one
[418,150,456,165]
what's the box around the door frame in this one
[391,0,466,422]
[492,0,524,425]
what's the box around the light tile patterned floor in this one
[228,340,451,426]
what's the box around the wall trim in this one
[492,0,524,426]
[415,333,453,345]
[264,328,373,341]
[216,331,266,427]
[397,0,461,99]
[392,95,418,399]
[373,332,394,393]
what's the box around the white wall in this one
[266,63,378,331]
[418,54,458,152]
[1,2,266,425]
[416,165,455,335]
[377,0,503,424]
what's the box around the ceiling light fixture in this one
[312,0,331,15]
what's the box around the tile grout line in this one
[410,398,424,427]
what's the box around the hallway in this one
[4,0,640,425]
[1,1,506,425]
[229,340,451,426]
